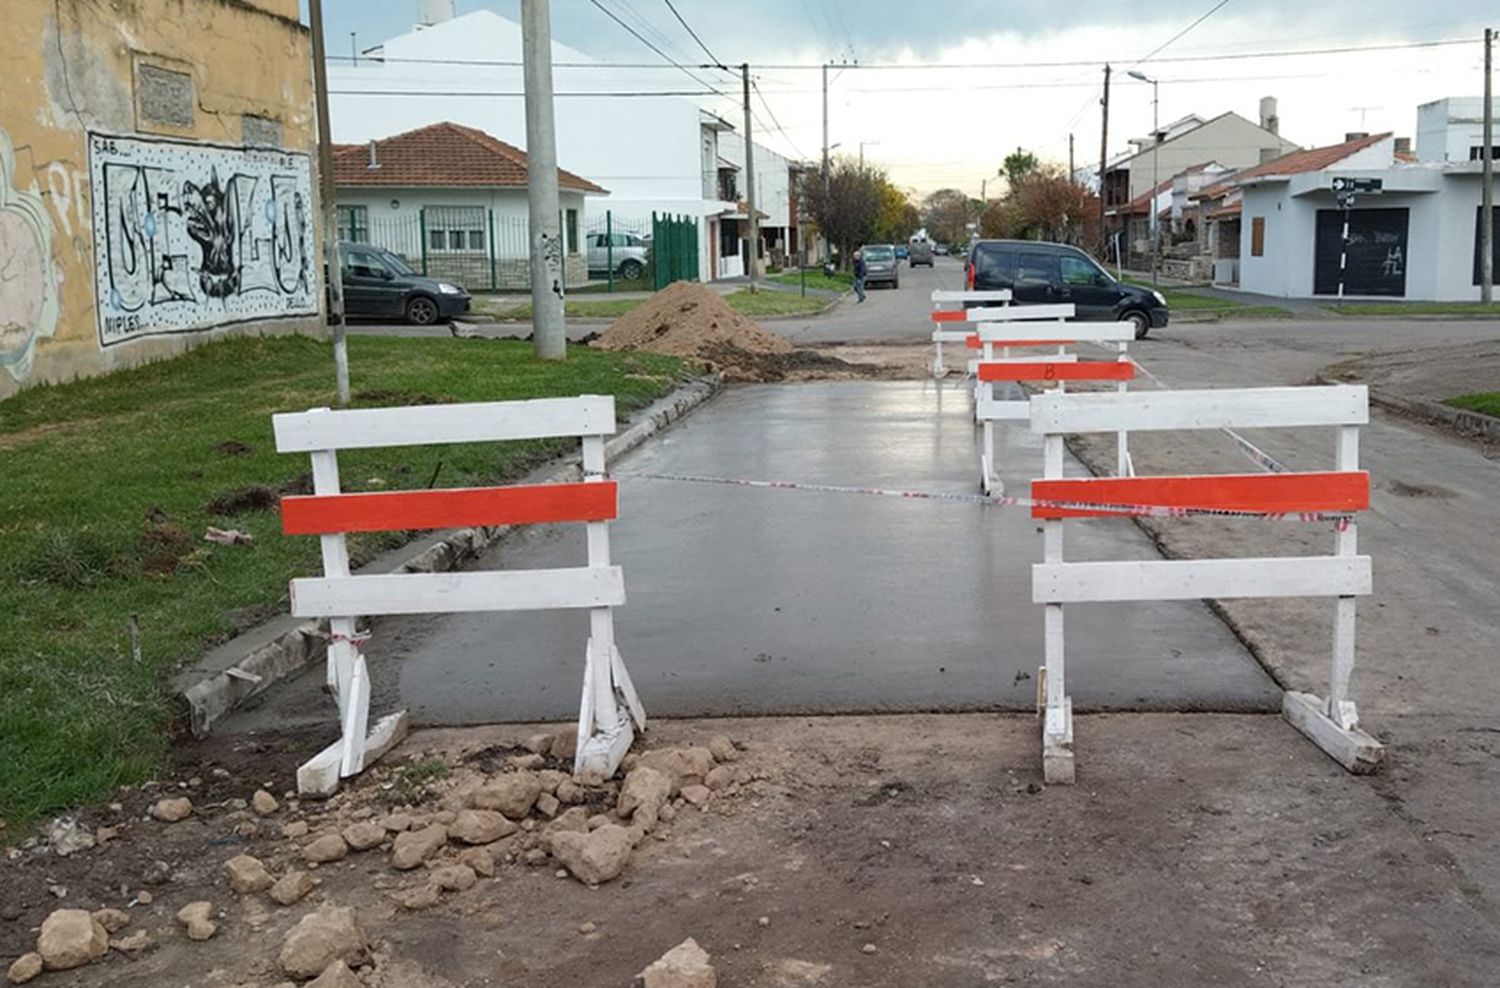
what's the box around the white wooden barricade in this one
[929,289,1010,377]
[274,396,646,795]
[1026,385,1378,784]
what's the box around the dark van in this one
[964,240,1168,338]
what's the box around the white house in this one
[718,137,795,272]
[328,6,736,282]
[1416,97,1500,163]
[1228,126,1499,301]
[333,122,607,290]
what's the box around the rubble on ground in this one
[640,937,717,988]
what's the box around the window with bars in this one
[565,208,579,255]
[336,205,369,243]
[426,207,487,254]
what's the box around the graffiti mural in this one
[0,128,62,384]
[87,133,317,345]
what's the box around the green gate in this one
[651,212,700,290]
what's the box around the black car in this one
[339,242,471,325]
[964,240,1168,339]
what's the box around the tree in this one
[799,158,884,266]
[873,181,919,244]
[921,188,973,245]
[1012,165,1091,243]
[1002,147,1039,192]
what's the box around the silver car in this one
[861,244,899,288]
[587,232,648,281]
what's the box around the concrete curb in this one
[178,375,723,737]
[1315,374,1500,444]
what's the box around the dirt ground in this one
[1323,339,1500,403]
[6,714,1498,988]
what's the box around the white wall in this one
[329,10,733,280]
[719,138,791,229]
[1416,98,1500,163]
[1237,166,1493,301]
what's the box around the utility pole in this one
[309,0,349,404]
[1129,69,1160,286]
[821,62,830,265]
[521,0,565,360]
[1099,64,1111,259]
[1068,132,1075,184]
[742,63,759,292]
[1482,27,1494,304]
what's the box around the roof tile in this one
[333,121,606,193]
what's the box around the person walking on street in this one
[852,249,867,303]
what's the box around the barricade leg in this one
[1040,434,1074,783]
[932,339,945,378]
[1282,424,1383,773]
[1116,342,1133,477]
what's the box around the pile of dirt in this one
[593,282,793,362]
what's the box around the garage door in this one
[1313,207,1409,296]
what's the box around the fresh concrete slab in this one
[218,381,1276,734]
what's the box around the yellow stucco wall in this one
[0,0,320,400]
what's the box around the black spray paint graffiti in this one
[89,133,317,344]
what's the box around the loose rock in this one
[109,930,155,954]
[555,780,585,804]
[393,884,441,911]
[251,789,280,816]
[549,824,635,885]
[91,908,131,934]
[469,773,541,819]
[224,854,274,894]
[458,846,496,878]
[282,820,310,839]
[382,813,415,833]
[681,785,712,808]
[449,809,516,845]
[538,769,568,794]
[549,728,578,761]
[308,959,364,988]
[270,871,317,907]
[342,821,387,851]
[640,937,717,988]
[508,753,545,771]
[707,736,739,763]
[277,906,367,979]
[704,765,736,791]
[301,834,349,864]
[638,748,716,791]
[7,953,43,984]
[548,806,591,834]
[391,824,448,870]
[151,797,194,823]
[37,909,108,970]
[175,901,217,941]
[430,864,477,892]
[523,733,553,755]
[618,766,672,830]
[535,792,561,818]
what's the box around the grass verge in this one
[0,334,689,832]
[765,269,853,293]
[1448,392,1500,418]
[474,288,828,322]
[1325,302,1500,316]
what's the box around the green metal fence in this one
[651,212,700,290]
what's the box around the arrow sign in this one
[1332,177,1384,194]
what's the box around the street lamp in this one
[1128,69,1161,286]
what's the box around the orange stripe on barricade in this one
[931,310,968,323]
[964,335,1075,349]
[282,482,619,535]
[1029,471,1370,519]
[978,361,1134,382]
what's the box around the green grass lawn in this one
[765,269,853,293]
[0,335,688,832]
[1326,302,1500,316]
[1448,392,1500,417]
[1120,277,1291,318]
[474,288,827,322]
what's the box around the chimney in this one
[1394,136,1412,155]
[368,140,380,170]
[1345,131,1369,143]
[1259,96,1279,136]
[418,0,455,26]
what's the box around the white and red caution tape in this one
[598,469,1352,527]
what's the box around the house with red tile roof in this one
[1193,117,1499,300]
[332,122,608,291]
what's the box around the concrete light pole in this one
[1128,69,1160,286]
[741,63,759,292]
[309,0,349,404]
[1481,27,1493,304]
[521,0,566,360]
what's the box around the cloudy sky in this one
[314,0,1494,197]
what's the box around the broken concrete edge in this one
[1315,373,1500,445]
[176,374,724,738]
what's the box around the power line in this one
[661,0,727,70]
[751,77,809,159]
[328,88,723,98]
[323,34,1476,72]
[1130,0,1235,69]
[586,0,733,100]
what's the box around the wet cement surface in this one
[223,381,1277,732]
